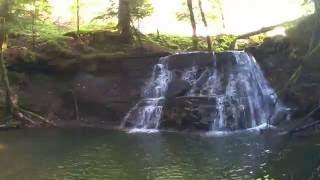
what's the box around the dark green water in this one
[0,128,319,180]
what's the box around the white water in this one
[121,52,282,132]
[208,52,279,130]
[120,57,171,130]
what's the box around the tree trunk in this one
[218,2,226,30]
[308,0,320,52]
[32,0,36,49]
[314,0,320,15]
[198,0,212,51]
[118,0,132,43]
[187,0,198,49]
[76,0,80,35]
[0,0,10,19]
[0,17,14,123]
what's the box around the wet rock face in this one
[15,51,284,131]
[250,36,320,120]
[161,97,216,131]
[16,57,159,127]
[167,53,215,70]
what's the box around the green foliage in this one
[93,0,154,23]
[212,35,236,52]
[78,22,118,32]
[145,33,235,52]
[8,19,64,40]
[146,33,194,50]
[10,0,51,22]
[176,0,219,24]
[131,0,154,21]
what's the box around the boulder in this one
[161,96,216,131]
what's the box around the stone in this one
[166,80,191,98]
[167,52,215,70]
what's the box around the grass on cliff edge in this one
[5,19,273,69]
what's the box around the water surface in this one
[0,128,319,180]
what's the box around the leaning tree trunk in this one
[0,1,55,127]
[0,17,14,123]
[198,0,212,51]
[118,0,132,43]
[187,0,198,49]
[308,0,320,52]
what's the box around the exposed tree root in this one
[15,106,56,126]
[288,120,320,135]
[1,17,55,128]
[286,105,320,135]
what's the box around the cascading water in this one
[120,57,171,132]
[208,52,279,130]
[121,51,283,132]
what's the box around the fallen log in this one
[237,19,298,39]
[288,120,320,135]
[285,105,320,135]
[230,18,299,49]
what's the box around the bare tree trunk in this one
[0,0,10,19]
[218,3,226,30]
[0,1,56,127]
[76,0,80,35]
[118,0,132,43]
[187,0,198,49]
[308,0,320,52]
[198,0,212,51]
[0,17,14,123]
[315,0,320,14]
[32,0,36,49]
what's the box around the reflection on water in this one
[0,128,319,180]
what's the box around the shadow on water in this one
[0,128,319,180]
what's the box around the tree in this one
[187,0,198,49]
[0,0,10,19]
[76,0,80,34]
[314,0,320,14]
[211,0,225,31]
[304,0,320,52]
[176,0,219,50]
[130,0,153,28]
[118,0,132,42]
[0,0,54,127]
[32,0,37,48]
[0,0,14,124]
[198,0,212,51]
[94,0,153,35]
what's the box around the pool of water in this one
[0,128,319,180]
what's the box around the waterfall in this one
[208,52,278,130]
[121,51,283,132]
[120,57,171,132]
